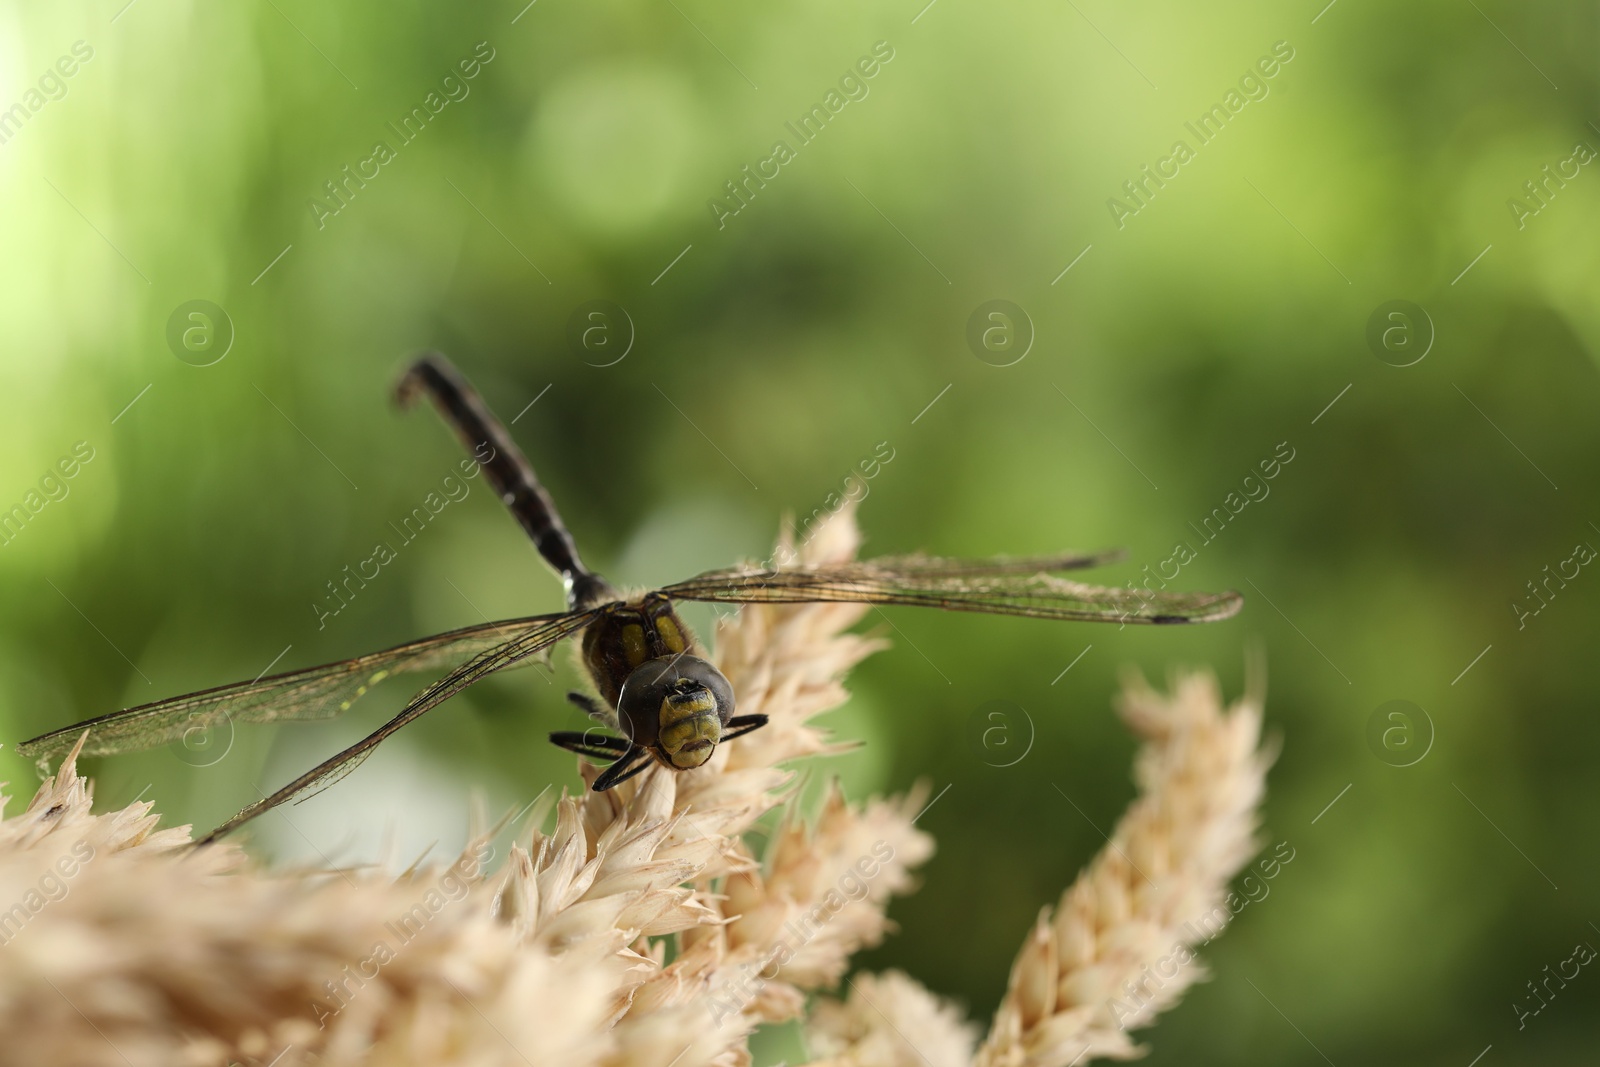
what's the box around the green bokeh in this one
[2,1,1598,1062]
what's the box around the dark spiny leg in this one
[592,745,650,791]
[594,755,653,791]
[396,353,617,610]
[549,730,631,761]
[592,751,652,793]
[722,714,769,741]
[566,691,609,722]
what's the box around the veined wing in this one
[194,608,601,845]
[17,610,597,768]
[661,557,1241,624]
[822,549,1126,576]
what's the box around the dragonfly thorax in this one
[580,594,697,708]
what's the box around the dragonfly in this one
[18,354,1242,846]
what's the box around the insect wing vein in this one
[16,611,591,766]
[661,561,1241,624]
[195,608,599,844]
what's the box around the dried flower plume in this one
[0,506,1271,1067]
[972,671,1272,1067]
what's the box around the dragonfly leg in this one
[565,691,610,722]
[721,714,769,741]
[592,744,651,790]
[549,730,630,761]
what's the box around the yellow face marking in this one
[667,743,714,769]
[655,615,686,654]
[658,690,721,768]
[661,690,716,724]
[621,623,647,668]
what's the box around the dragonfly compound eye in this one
[616,655,736,770]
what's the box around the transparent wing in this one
[194,608,601,845]
[819,549,1126,576]
[660,554,1241,624]
[17,611,594,767]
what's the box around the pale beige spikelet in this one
[973,671,1272,1067]
[806,970,978,1067]
[0,731,201,859]
[653,780,937,1037]
[0,739,628,1067]
[604,999,755,1067]
[492,789,723,950]
[722,781,932,993]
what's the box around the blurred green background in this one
[3,0,1598,1062]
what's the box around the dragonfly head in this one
[617,654,736,770]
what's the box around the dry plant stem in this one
[0,505,1272,1067]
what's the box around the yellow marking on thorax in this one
[622,623,647,668]
[655,615,687,654]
